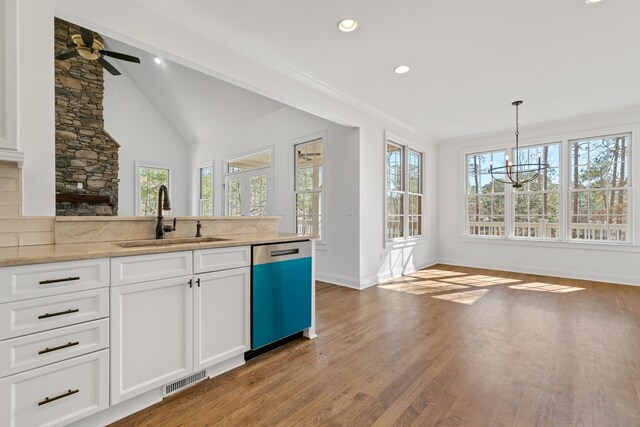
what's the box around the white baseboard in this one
[315,271,361,289]
[437,257,640,287]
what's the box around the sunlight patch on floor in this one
[440,275,521,287]
[378,280,470,295]
[431,289,490,305]
[509,282,585,293]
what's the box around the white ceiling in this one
[102,36,287,144]
[152,0,640,140]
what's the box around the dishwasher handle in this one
[271,248,299,257]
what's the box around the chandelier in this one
[489,101,549,189]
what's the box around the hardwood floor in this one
[111,264,640,426]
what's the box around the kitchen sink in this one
[115,236,229,248]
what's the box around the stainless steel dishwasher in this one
[251,241,312,351]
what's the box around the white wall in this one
[19,0,56,215]
[190,106,361,285]
[104,71,190,216]
[438,106,640,286]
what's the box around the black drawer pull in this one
[38,309,79,319]
[271,249,299,257]
[39,276,80,285]
[197,278,201,287]
[39,341,80,355]
[38,388,79,406]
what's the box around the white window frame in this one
[134,161,172,216]
[223,146,273,217]
[460,125,636,248]
[384,132,426,244]
[511,141,563,241]
[292,131,327,243]
[568,132,632,243]
[464,149,508,238]
[197,160,214,216]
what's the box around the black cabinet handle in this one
[38,388,79,406]
[196,278,201,287]
[38,308,79,319]
[188,279,193,288]
[39,341,79,355]
[39,276,80,285]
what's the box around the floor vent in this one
[163,370,207,397]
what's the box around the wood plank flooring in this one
[111,264,640,426]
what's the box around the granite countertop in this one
[0,233,314,267]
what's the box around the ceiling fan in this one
[297,150,322,162]
[55,26,140,76]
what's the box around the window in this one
[513,143,561,239]
[136,163,170,216]
[224,149,272,217]
[466,151,506,237]
[570,133,631,242]
[294,137,324,238]
[385,137,425,240]
[198,163,213,216]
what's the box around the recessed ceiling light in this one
[585,0,603,3]
[154,56,163,65]
[337,18,358,33]
[394,65,411,74]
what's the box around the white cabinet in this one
[193,246,250,274]
[194,267,250,371]
[0,350,109,427]
[111,247,251,404]
[110,276,193,404]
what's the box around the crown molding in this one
[130,0,424,138]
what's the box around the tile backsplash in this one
[0,162,55,247]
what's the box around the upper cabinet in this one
[0,0,18,153]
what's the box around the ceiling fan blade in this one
[97,57,121,76]
[99,50,141,63]
[55,50,79,60]
[78,26,94,47]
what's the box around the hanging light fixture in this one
[489,100,549,189]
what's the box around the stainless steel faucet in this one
[156,184,176,239]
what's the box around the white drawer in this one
[194,246,250,274]
[0,318,109,378]
[0,288,109,340]
[0,258,109,304]
[0,349,109,427]
[111,251,193,286]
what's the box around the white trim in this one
[291,130,327,244]
[223,146,273,176]
[134,161,172,216]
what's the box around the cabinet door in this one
[194,267,250,371]
[110,276,193,404]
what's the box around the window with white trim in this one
[385,139,425,240]
[513,143,561,239]
[224,148,272,217]
[466,150,506,237]
[136,164,170,216]
[570,133,631,242]
[294,137,324,239]
[198,163,213,216]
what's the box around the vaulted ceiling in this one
[148,0,640,140]
[102,36,287,144]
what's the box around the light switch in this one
[347,206,353,216]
